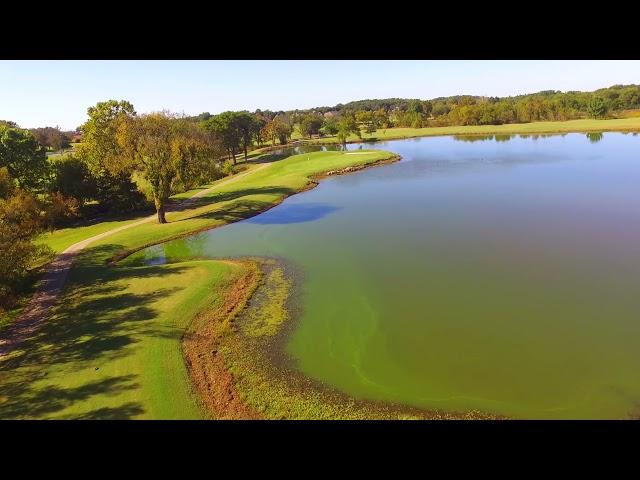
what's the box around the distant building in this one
[323,111,339,118]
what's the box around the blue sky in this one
[2,60,639,130]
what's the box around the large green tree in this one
[336,114,361,145]
[260,117,292,146]
[0,125,48,190]
[203,112,242,164]
[49,156,97,207]
[115,113,220,223]
[76,100,147,214]
[234,112,259,161]
[299,114,324,138]
[322,116,339,136]
[77,99,136,173]
[587,96,608,119]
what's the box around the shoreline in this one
[290,118,640,147]
[105,154,402,266]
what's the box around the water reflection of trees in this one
[453,134,494,142]
[453,134,515,143]
[586,132,604,143]
[494,134,514,142]
[518,133,561,140]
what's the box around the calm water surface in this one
[132,133,640,419]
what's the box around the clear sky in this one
[2,60,639,131]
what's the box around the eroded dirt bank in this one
[182,258,505,420]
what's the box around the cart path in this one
[0,163,272,358]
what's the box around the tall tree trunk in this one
[243,143,248,162]
[155,197,167,224]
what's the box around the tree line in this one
[0,100,245,310]
[292,84,640,130]
[188,84,640,145]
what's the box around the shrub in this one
[0,167,13,198]
[221,159,235,176]
[43,192,81,229]
[0,182,46,310]
[49,156,96,206]
[587,96,609,119]
[94,172,150,215]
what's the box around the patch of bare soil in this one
[182,262,263,419]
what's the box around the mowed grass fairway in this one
[294,117,640,144]
[0,150,396,419]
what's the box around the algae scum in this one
[131,133,640,419]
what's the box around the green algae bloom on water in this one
[139,133,640,419]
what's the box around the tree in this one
[0,125,48,190]
[171,119,225,190]
[30,126,70,151]
[356,111,378,135]
[431,102,449,117]
[374,108,391,128]
[299,114,324,138]
[0,120,19,129]
[77,100,136,173]
[336,114,361,145]
[203,112,242,164]
[0,168,45,309]
[234,112,259,161]
[422,101,433,118]
[587,96,608,119]
[494,101,516,124]
[407,99,424,114]
[260,120,277,146]
[115,112,219,224]
[262,117,292,145]
[253,113,268,146]
[322,116,339,136]
[49,156,97,207]
[75,100,146,214]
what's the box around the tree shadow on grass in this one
[0,243,194,419]
[0,373,140,419]
[66,402,145,420]
[244,152,289,164]
[192,199,283,225]
[176,186,294,212]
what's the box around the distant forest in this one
[190,84,640,132]
[299,84,640,127]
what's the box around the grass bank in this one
[0,149,400,419]
[294,117,640,144]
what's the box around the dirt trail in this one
[0,163,272,358]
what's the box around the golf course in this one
[6,149,469,419]
[3,73,640,419]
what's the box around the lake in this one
[132,132,640,419]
